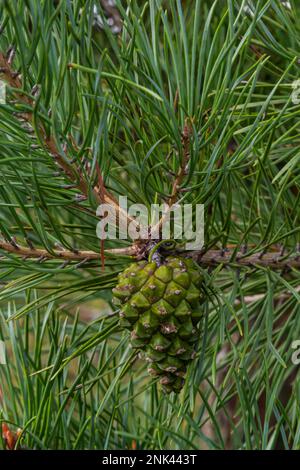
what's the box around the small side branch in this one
[0,240,137,260]
[168,119,192,208]
[152,119,192,236]
[0,51,132,225]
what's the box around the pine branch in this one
[0,50,133,225]
[152,119,193,236]
[167,119,192,208]
[0,239,136,259]
[1,238,299,269]
[1,0,300,451]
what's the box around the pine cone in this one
[113,256,205,393]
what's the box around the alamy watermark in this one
[96,197,204,250]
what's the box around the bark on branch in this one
[1,239,300,269]
[0,51,130,221]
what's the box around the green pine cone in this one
[113,256,205,393]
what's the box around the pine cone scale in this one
[113,255,205,393]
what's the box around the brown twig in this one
[168,119,192,207]
[1,52,100,201]
[151,119,193,237]
[0,239,137,260]
[2,50,140,234]
[1,239,300,269]
[0,51,133,225]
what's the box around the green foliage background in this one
[0,0,300,450]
